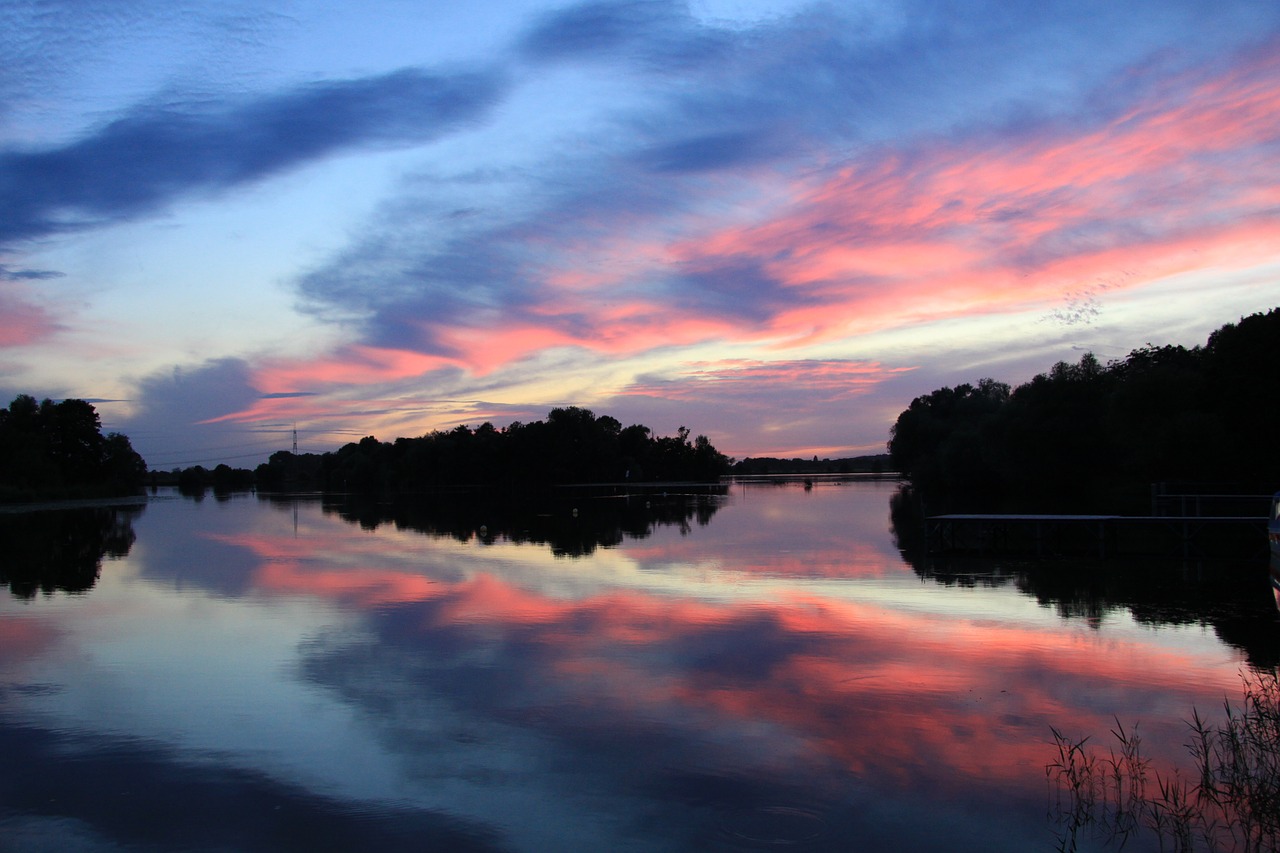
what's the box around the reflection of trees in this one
[0,506,141,598]
[274,486,726,557]
[890,485,1280,669]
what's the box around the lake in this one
[2,479,1277,852]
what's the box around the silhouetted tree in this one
[254,451,324,491]
[177,465,209,495]
[0,395,146,500]
[886,308,1280,512]
[730,455,890,475]
[888,378,1010,507]
[1000,354,1115,509]
[253,409,731,493]
[1105,343,1221,486]
[1203,309,1280,486]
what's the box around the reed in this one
[1047,668,1280,853]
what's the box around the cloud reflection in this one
[206,487,1253,806]
[3,484,1268,851]
[0,722,503,853]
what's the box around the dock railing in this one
[1150,482,1274,518]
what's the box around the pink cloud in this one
[187,41,1279,444]
[458,42,1280,368]
[221,520,1233,789]
[254,345,457,390]
[435,307,748,374]
[622,358,910,403]
[0,289,59,348]
[654,45,1280,345]
[0,616,61,665]
[195,345,461,426]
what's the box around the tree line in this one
[0,395,147,501]
[730,454,890,475]
[887,307,1280,513]
[255,406,732,492]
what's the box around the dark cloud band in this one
[0,67,506,246]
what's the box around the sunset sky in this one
[3,0,1279,468]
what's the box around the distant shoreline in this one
[0,494,151,514]
[1,473,906,513]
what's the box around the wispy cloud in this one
[600,359,912,456]
[621,359,908,403]
[0,67,505,246]
[3,0,1278,461]
[0,289,60,348]
[517,0,734,70]
[292,31,1280,374]
[0,265,64,281]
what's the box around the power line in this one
[148,450,282,468]
[141,438,285,458]
[142,427,374,468]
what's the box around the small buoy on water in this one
[571,508,578,517]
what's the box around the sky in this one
[2,0,1279,469]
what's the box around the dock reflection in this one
[891,485,1280,669]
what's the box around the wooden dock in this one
[927,513,1269,559]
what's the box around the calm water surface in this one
[1,480,1276,852]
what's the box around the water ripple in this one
[718,804,830,847]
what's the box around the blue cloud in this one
[297,218,546,353]
[0,264,64,281]
[116,359,264,466]
[285,0,1280,365]
[670,260,815,325]
[518,0,731,70]
[636,130,787,173]
[0,67,506,246]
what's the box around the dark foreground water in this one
[1,480,1276,852]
